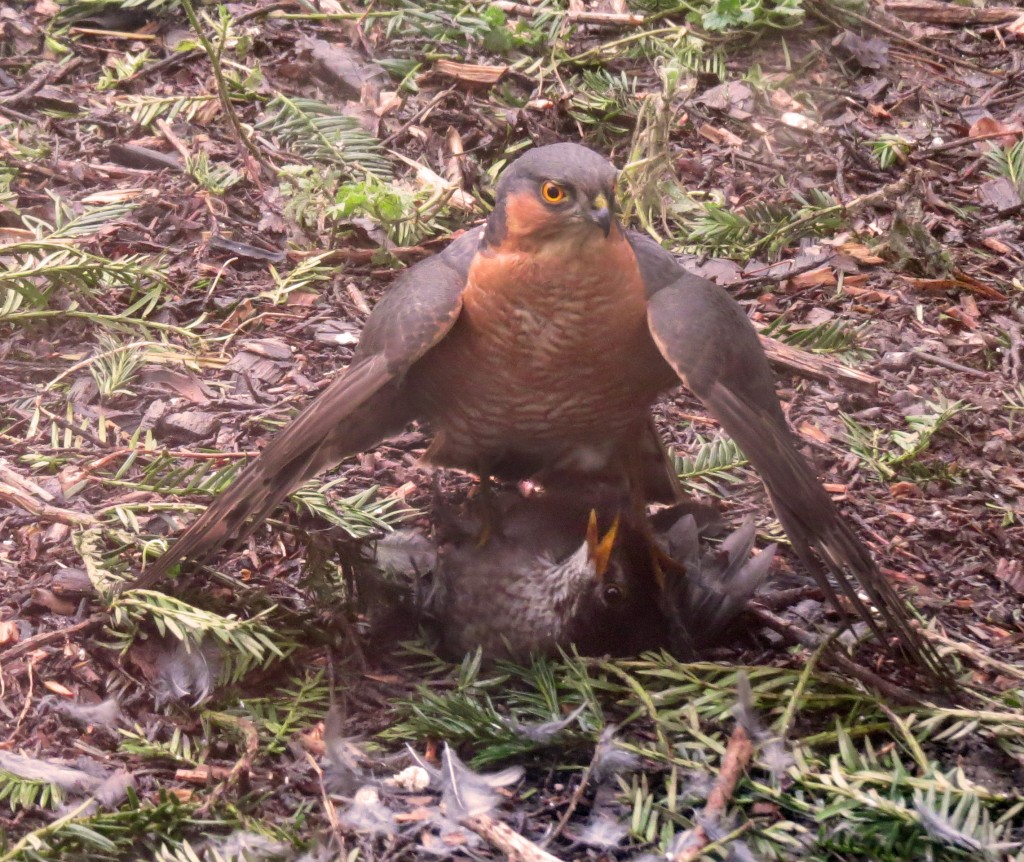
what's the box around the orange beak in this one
[586,510,621,580]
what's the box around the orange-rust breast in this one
[410,224,676,476]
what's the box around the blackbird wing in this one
[638,245,947,683]
[132,228,482,590]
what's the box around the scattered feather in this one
[679,771,716,799]
[373,529,438,578]
[731,672,793,778]
[790,599,825,627]
[591,724,642,783]
[0,751,132,813]
[152,638,220,706]
[323,704,367,796]
[340,785,399,836]
[91,769,135,808]
[914,799,987,852]
[206,831,291,861]
[758,738,795,780]
[386,765,431,792]
[731,673,766,740]
[575,807,629,848]
[0,751,106,796]
[502,703,586,742]
[46,696,123,728]
[293,846,337,862]
[727,839,760,862]
[418,822,482,856]
[438,744,522,820]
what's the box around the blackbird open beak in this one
[586,510,621,579]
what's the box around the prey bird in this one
[135,143,946,683]
[422,491,774,662]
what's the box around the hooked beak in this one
[587,193,613,237]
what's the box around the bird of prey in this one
[134,143,945,682]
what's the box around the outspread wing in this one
[132,228,482,591]
[636,239,947,682]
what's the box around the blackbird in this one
[418,491,774,662]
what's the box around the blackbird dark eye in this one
[541,181,567,204]
[603,584,623,603]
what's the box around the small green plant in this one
[257,95,391,178]
[58,0,184,19]
[120,93,219,128]
[261,254,335,305]
[234,670,332,756]
[185,151,243,196]
[291,482,412,539]
[119,726,203,766]
[96,49,151,90]
[632,0,806,31]
[842,396,969,481]
[682,189,841,257]
[765,317,872,362]
[568,70,641,142]
[329,173,456,246]
[88,334,147,399]
[1006,383,1024,433]
[108,591,289,684]
[984,140,1024,189]
[0,768,65,811]
[672,435,750,497]
[869,134,914,170]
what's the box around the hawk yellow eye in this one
[541,181,567,204]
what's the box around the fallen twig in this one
[911,349,990,379]
[749,605,919,704]
[0,614,106,664]
[809,0,1000,75]
[924,630,1024,681]
[461,812,565,862]
[671,724,754,862]
[886,0,1024,25]
[760,335,881,390]
[0,461,98,528]
[489,1,644,25]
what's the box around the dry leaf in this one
[982,236,1012,254]
[798,421,831,443]
[434,59,507,86]
[843,284,897,302]
[995,558,1024,594]
[0,620,19,646]
[697,123,744,147]
[942,306,978,330]
[969,115,1023,150]
[789,266,836,289]
[769,89,801,111]
[81,188,152,204]
[902,275,1007,301]
[780,112,821,132]
[837,241,884,265]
